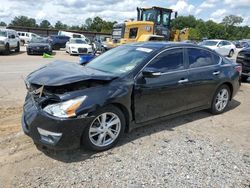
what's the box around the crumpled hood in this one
[26,61,116,86]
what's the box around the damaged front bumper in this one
[22,94,93,150]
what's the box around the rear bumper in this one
[22,95,93,150]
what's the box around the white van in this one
[17,31,40,45]
[58,30,90,43]
[0,29,20,54]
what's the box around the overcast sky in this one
[0,0,250,26]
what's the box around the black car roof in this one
[127,41,198,49]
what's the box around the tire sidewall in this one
[228,50,234,57]
[5,43,10,55]
[15,42,20,52]
[211,85,231,115]
[82,105,125,151]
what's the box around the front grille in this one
[78,48,87,53]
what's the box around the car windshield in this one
[70,39,86,44]
[85,45,154,76]
[202,40,218,46]
[30,37,49,43]
[0,31,7,37]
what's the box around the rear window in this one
[187,48,219,68]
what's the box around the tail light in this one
[234,64,242,75]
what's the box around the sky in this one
[0,0,250,26]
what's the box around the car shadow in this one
[26,51,57,56]
[0,51,25,56]
[39,99,241,163]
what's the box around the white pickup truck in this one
[0,28,20,54]
[17,31,40,45]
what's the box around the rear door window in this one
[147,48,184,72]
[187,48,218,68]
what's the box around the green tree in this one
[83,17,115,33]
[222,15,243,26]
[0,21,7,26]
[171,15,196,29]
[189,28,201,40]
[40,20,51,28]
[10,16,36,27]
[54,21,68,30]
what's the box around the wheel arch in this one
[220,82,233,100]
[110,103,130,133]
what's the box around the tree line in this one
[0,14,250,40]
[172,15,250,40]
[0,16,116,33]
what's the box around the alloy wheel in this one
[89,112,121,147]
[215,88,229,112]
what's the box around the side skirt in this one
[128,105,210,132]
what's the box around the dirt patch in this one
[0,107,22,137]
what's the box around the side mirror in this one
[142,68,161,78]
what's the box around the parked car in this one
[235,41,250,49]
[201,39,236,57]
[65,38,93,55]
[17,31,40,45]
[26,37,52,55]
[236,47,250,81]
[22,42,241,151]
[0,29,20,55]
[48,35,70,50]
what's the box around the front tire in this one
[4,43,10,55]
[210,85,231,115]
[15,42,20,52]
[82,105,125,151]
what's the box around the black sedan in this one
[22,42,241,151]
[26,37,52,55]
[237,47,250,81]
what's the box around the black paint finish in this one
[22,42,240,150]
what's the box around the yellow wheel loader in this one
[105,6,189,48]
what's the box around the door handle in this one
[213,71,220,75]
[178,78,189,84]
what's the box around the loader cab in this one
[137,7,175,40]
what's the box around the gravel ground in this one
[0,48,249,187]
[13,135,250,188]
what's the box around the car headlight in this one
[43,96,87,118]
[71,46,76,49]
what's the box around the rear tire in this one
[210,85,231,115]
[82,105,125,151]
[228,49,234,57]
